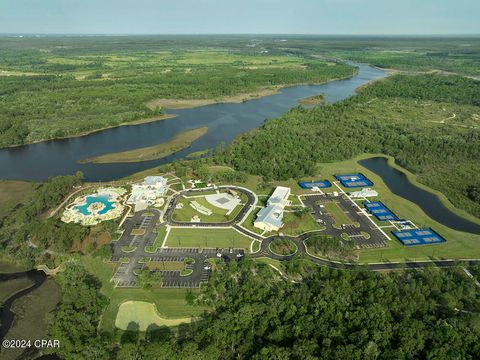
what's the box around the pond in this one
[359,157,480,235]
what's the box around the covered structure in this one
[254,186,291,232]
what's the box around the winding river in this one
[0,63,385,182]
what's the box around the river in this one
[360,157,480,235]
[0,270,46,340]
[0,63,385,182]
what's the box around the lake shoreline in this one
[0,74,357,151]
[79,126,209,164]
[147,73,357,110]
[0,113,178,150]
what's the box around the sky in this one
[0,0,478,35]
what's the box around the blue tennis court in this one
[364,201,398,221]
[335,173,373,188]
[298,180,332,189]
[393,228,446,246]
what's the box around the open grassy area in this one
[172,195,242,223]
[0,277,34,303]
[78,256,207,332]
[166,228,253,250]
[0,37,356,147]
[115,300,194,331]
[282,211,323,235]
[145,226,168,253]
[1,279,62,360]
[0,180,36,219]
[324,201,354,228]
[315,154,480,263]
[80,127,208,163]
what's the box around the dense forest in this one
[219,74,480,218]
[1,35,478,147]
[49,259,480,359]
[0,173,103,267]
[0,37,355,147]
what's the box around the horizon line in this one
[1,32,479,37]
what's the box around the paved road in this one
[111,187,480,288]
[164,185,256,227]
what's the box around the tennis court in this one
[335,173,373,188]
[392,228,446,246]
[364,201,399,221]
[298,180,332,189]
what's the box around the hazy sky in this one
[0,0,478,35]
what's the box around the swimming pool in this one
[74,195,115,216]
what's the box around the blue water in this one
[74,195,115,216]
[0,63,386,182]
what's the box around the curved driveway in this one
[164,186,480,271]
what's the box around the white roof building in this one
[349,188,378,199]
[254,186,291,232]
[127,176,168,207]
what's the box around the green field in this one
[0,180,36,219]
[0,36,356,147]
[281,211,324,235]
[165,228,253,250]
[172,195,242,223]
[315,155,480,262]
[115,301,193,331]
[145,226,168,253]
[0,279,62,360]
[0,276,34,303]
[79,256,208,332]
[324,201,354,228]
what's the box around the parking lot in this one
[301,194,387,249]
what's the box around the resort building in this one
[128,176,167,210]
[254,186,291,232]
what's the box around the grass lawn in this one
[115,301,193,331]
[282,212,324,235]
[145,226,168,252]
[239,208,268,236]
[251,240,262,253]
[80,127,208,164]
[0,277,34,303]
[1,279,62,360]
[166,228,253,250]
[172,196,242,223]
[79,256,208,332]
[316,154,480,263]
[0,180,36,219]
[324,201,354,228]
